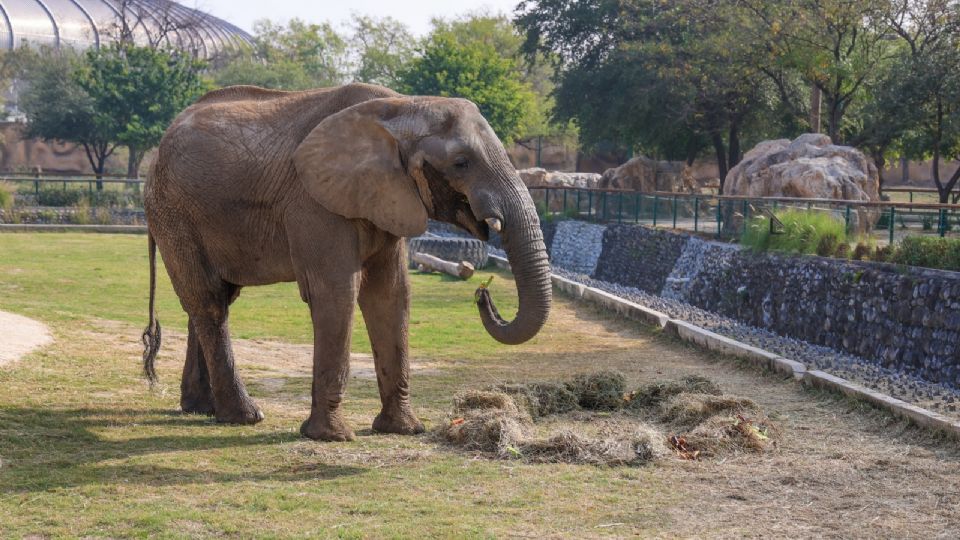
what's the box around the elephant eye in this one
[453,156,469,170]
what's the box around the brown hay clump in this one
[441,409,528,455]
[659,392,758,428]
[454,390,531,421]
[489,382,579,418]
[567,370,627,410]
[519,424,668,466]
[627,375,722,410]
[683,413,779,457]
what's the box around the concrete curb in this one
[0,224,147,234]
[666,320,806,380]
[804,370,960,438]
[487,254,960,439]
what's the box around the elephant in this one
[141,83,552,441]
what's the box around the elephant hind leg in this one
[179,277,262,425]
[180,318,215,415]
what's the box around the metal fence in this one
[530,187,960,244]
[1,175,144,197]
[4,176,959,244]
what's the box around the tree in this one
[516,0,771,189]
[19,48,118,182]
[741,0,895,143]
[350,15,415,88]
[397,31,536,143]
[252,19,349,86]
[213,19,349,91]
[78,43,209,179]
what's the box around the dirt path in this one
[0,310,52,367]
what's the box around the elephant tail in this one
[141,233,161,385]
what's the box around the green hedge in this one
[891,236,960,272]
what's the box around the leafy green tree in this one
[350,15,415,88]
[19,48,118,181]
[431,14,568,140]
[213,19,349,91]
[398,31,536,143]
[78,43,209,179]
[517,0,771,188]
[740,0,895,143]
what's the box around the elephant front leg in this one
[180,319,215,415]
[300,282,359,442]
[358,245,425,435]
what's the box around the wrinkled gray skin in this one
[143,83,551,441]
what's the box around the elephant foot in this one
[301,411,355,442]
[214,399,264,425]
[372,406,425,435]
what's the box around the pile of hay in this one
[439,371,780,465]
[488,382,579,417]
[566,371,627,410]
[627,375,722,409]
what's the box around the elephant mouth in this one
[423,161,489,241]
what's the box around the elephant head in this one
[293,96,551,345]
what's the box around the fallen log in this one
[412,252,475,280]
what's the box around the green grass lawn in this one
[2,233,959,538]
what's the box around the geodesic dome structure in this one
[0,0,251,59]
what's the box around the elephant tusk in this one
[485,217,502,232]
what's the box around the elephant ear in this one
[293,98,428,238]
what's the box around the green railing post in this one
[602,192,608,221]
[545,189,550,218]
[672,195,678,229]
[717,199,722,238]
[742,200,749,236]
[634,193,640,223]
[889,207,895,244]
[844,205,851,234]
[34,180,39,199]
[562,189,568,216]
[617,192,623,223]
[694,197,700,232]
[910,191,914,203]
[587,191,593,220]
[939,209,947,238]
[652,194,659,227]
[576,189,582,217]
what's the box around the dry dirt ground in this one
[3,299,960,537]
[0,310,51,366]
[131,306,960,536]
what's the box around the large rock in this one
[724,133,880,232]
[518,167,601,189]
[599,157,698,193]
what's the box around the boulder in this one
[724,134,881,232]
[599,156,698,193]
[518,167,601,189]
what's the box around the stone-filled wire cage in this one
[0,0,251,57]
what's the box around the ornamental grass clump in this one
[741,209,848,255]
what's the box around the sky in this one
[195,0,523,36]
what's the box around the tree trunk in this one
[872,148,886,196]
[727,123,741,171]
[712,133,728,194]
[127,147,142,179]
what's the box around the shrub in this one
[852,242,872,261]
[0,182,13,211]
[892,236,960,272]
[70,198,92,225]
[741,209,848,255]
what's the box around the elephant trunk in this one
[476,183,552,345]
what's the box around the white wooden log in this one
[411,252,475,279]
